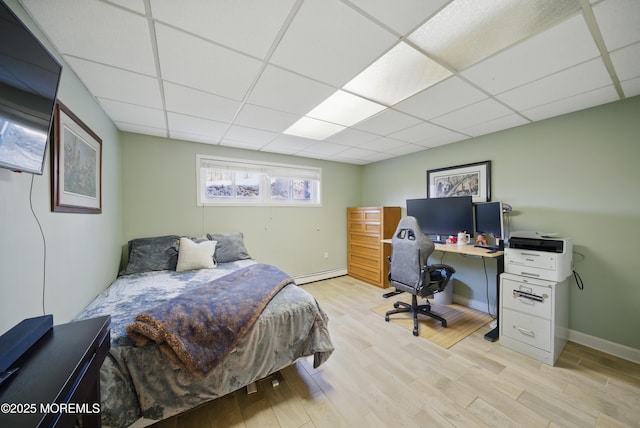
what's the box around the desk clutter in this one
[349,201,574,366]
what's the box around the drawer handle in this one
[513,290,544,303]
[521,271,541,278]
[515,326,535,337]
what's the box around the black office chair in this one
[385,216,455,336]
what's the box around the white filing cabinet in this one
[499,272,569,365]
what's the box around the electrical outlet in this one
[323,252,329,259]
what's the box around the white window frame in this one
[196,155,322,207]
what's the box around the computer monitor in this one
[474,201,504,240]
[406,196,474,240]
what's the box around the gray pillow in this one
[120,235,180,276]
[205,232,251,263]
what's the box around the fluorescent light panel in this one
[306,90,386,126]
[285,90,385,140]
[283,116,346,140]
[344,42,452,105]
[408,0,581,70]
[287,0,582,142]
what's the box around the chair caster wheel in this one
[442,321,447,328]
[393,302,400,308]
[413,329,419,336]
[385,315,390,322]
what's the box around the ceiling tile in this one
[394,76,488,120]
[431,99,515,130]
[247,65,335,115]
[379,143,428,156]
[163,82,241,123]
[167,112,228,142]
[65,56,163,108]
[354,109,423,136]
[621,76,640,97]
[461,13,600,94]
[345,0,448,35]
[497,58,613,111]
[155,23,263,101]
[461,113,530,137]
[21,0,156,75]
[522,85,620,121]
[269,0,398,86]
[223,125,278,146]
[234,104,300,132]
[610,42,640,81]
[389,121,454,143]
[299,141,349,156]
[115,122,167,137]
[18,0,639,165]
[593,0,640,51]
[104,0,146,14]
[325,128,379,147]
[414,131,469,148]
[150,0,298,59]
[360,137,414,153]
[260,135,317,155]
[98,98,165,128]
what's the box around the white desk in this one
[382,240,504,341]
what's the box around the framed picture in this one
[51,101,102,213]
[427,160,491,203]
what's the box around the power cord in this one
[29,174,47,315]
[572,270,584,290]
[481,257,495,318]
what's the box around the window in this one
[197,155,321,206]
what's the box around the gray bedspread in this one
[75,260,334,427]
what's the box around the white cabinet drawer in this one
[501,308,551,352]
[501,276,552,319]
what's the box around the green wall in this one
[0,0,122,333]
[120,133,362,277]
[362,96,640,351]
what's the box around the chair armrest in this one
[430,264,456,275]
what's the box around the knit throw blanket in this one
[126,263,294,378]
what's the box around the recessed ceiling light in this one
[283,116,346,140]
[408,0,581,70]
[306,90,387,127]
[344,42,452,105]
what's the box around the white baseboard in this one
[294,268,347,285]
[453,295,640,364]
[568,329,640,364]
[452,295,498,318]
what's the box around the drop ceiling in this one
[19,0,640,165]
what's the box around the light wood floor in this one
[153,275,640,428]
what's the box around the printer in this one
[505,231,573,282]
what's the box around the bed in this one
[74,233,334,428]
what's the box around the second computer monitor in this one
[406,196,474,239]
[474,201,504,239]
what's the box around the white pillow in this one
[176,238,217,272]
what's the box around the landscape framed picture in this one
[51,101,102,213]
[427,160,491,203]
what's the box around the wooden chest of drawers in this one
[347,207,401,288]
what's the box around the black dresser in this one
[0,316,110,427]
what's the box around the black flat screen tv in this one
[0,0,62,175]
[406,196,474,240]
